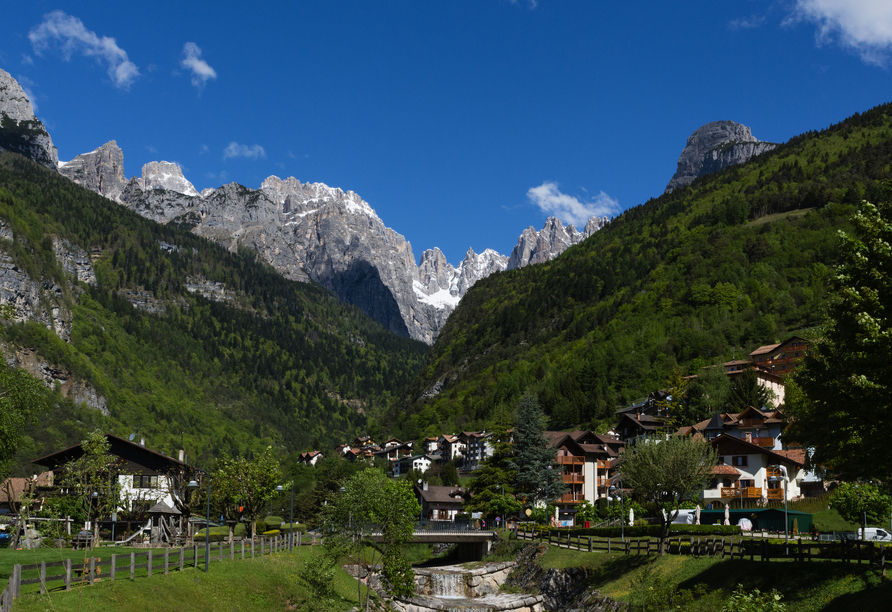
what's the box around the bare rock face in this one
[507,216,607,270]
[58,141,127,201]
[140,161,199,196]
[0,69,59,169]
[665,120,776,193]
[64,145,609,343]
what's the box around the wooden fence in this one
[0,532,315,612]
[515,528,890,570]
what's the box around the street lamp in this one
[545,465,552,528]
[186,473,210,573]
[609,479,624,544]
[768,465,788,556]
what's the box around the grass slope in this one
[8,545,364,612]
[536,545,891,611]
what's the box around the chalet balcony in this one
[596,460,610,469]
[558,493,584,504]
[754,437,776,448]
[720,487,763,499]
[767,489,785,501]
[738,419,765,428]
[556,456,584,466]
[562,473,584,483]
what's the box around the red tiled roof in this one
[711,465,740,475]
[773,449,807,465]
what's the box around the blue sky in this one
[4,1,892,264]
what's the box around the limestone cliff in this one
[0,68,58,169]
[665,120,776,193]
[58,141,127,201]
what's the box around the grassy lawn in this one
[533,544,892,612]
[7,545,366,612]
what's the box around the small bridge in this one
[367,525,500,560]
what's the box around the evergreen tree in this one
[464,427,520,518]
[509,393,565,510]
[726,367,775,412]
[684,364,732,425]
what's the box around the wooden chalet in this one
[749,336,809,377]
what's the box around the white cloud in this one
[146,145,157,154]
[787,0,892,65]
[287,150,296,159]
[199,144,209,154]
[15,76,39,114]
[28,10,139,89]
[729,15,767,30]
[223,142,266,160]
[21,54,33,65]
[180,42,217,88]
[526,181,619,227]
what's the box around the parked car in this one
[861,528,892,541]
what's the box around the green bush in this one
[194,527,228,543]
[255,521,267,535]
[279,523,307,534]
[262,529,281,536]
[263,516,283,529]
[524,524,741,538]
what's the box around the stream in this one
[392,563,544,612]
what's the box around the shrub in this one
[262,529,281,536]
[255,521,267,535]
[279,522,307,534]
[263,516,283,529]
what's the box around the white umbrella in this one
[724,503,730,526]
[695,504,701,525]
[629,508,635,526]
[737,518,753,532]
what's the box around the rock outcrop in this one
[0,68,58,169]
[665,120,776,193]
[507,216,608,269]
[58,141,127,201]
[140,161,199,196]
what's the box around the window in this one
[718,456,726,465]
[732,456,748,467]
[132,475,159,489]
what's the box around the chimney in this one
[745,432,752,443]
[178,449,185,462]
[423,481,428,491]
[140,438,145,446]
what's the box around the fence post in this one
[111,555,116,582]
[251,539,255,559]
[881,544,886,577]
[89,557,96,585]
[798,538,804,563]
[14,565,20,599]
[180,547,184,573]
[193,545,198,569]
[131,552,135,580]
[241,540,245,560]
[588,537,592,552]
[230,540,234,560]
[147,550,152,579]
[164,547,169,575]
[870,542,875,567]
[607,538,611,553]
[39,561,46,594]
[65,559,71,591]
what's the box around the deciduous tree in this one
[213,447,281,538]
[0,365,48,479]
[616,435,717,554]
[830,482,892,539]
[786,190,892,479]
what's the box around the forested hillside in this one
[0,152,428,475]
[388,103,892,439]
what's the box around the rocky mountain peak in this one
[665,120,776,193]
[507,216,593,270]
[58,141,126,201]
[140,161,199,196]
[0,69,58,169]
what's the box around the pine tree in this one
[509,393,565,508]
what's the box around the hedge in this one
[523,524,741,538]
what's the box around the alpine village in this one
[2,29,892,612]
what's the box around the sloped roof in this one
[417,485,466,504]
[33,434,187,474]
[750,343,781,357]
[773,449,807,465]
[711,465,741,476]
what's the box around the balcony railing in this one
[596,460,609,469]
[755,437,776,448]
[738,419,765,428]
[562,473,584,483]
[557,493,584,503]
[767,489,784,500]
[720,487,763,499]
[555,456,585,465]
